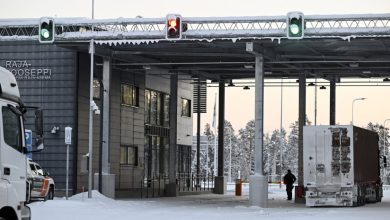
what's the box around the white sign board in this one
[65,127,72,145]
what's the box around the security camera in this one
[90,100,100,114]
[51,126,60,134]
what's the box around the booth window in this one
[121,84,139,107]
[120,145,138,166]
[181,98,191,117]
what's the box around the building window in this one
[120,145,138,165]
[121,84,139,107]
[93,79,100,100]
[145,89,170,126]
[181,98,191,117]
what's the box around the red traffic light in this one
[166,14,182,40]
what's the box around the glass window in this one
[163,94,170,127]
[150,91,157,125]
[2,106,22,152]
[35,165,44,176]
[157,94,162,126]
[145,90,169,127]
[181,98,191,117]
[121,84,139,107]
[120,145,138,166]
[30,164,36,171]
[145,90,150,124]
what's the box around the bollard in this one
[235,178,242,196]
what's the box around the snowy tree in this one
[285,121,299,176]
[223,120,239,182]
[237,120,255,181]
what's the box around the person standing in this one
[283,169,296,200]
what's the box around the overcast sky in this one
[1,0,390,134]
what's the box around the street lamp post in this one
[279,78,283,188]
[383,119,390,183]
[87,0,95,199]
[228,127,232,183]
[351,98,366,125]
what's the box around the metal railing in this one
[140,173,214,198]
[177,173,214,193]
[1,14,390,41]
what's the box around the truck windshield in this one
[2,106,22,152]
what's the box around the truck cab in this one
[0,67,44,220]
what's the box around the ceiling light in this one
[349,63,359,68]
[244,65,254,69]
[383,78,390,82]
[320,86,326,90]
[227,80,235,87]
[243,86,250,90]
[308,82,315,86]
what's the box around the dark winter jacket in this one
[283,172,296,185]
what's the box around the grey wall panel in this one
[0,41,77,191]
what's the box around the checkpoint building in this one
[0,41,194,197]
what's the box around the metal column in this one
[330,78,336,125]
[102,59,111,175]
[249,55,268,207]
[167,73,178,196]
[218,81,225,177]
[296,74,306,203]
[196,79,201,185]
[214,81,226,194]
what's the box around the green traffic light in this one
[41,29,50,39]
[290,24,300,35]
[289,17,302,37]
[39,18,54,43]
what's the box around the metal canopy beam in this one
[1,14,390,41]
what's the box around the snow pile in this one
[29,187,390,220]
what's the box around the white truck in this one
[0,67,44,220]
[304,125,382,207]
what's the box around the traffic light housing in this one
[287,12,304,39]
[39,17,54,43]
[166,14,182,40]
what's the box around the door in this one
[0,104,26,203]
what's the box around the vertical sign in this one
[65,126,72,200]
[25,129,33,159]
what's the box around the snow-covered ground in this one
[30,184,390,220]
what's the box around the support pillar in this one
[330,78,336,125]
[249,55,268,207]
[94,58,115,199]
[214,81,226,194]
[166,73,178,196]
[196,79,201,186]
[296,73,306,203]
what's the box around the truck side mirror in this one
[35,109,44,150]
